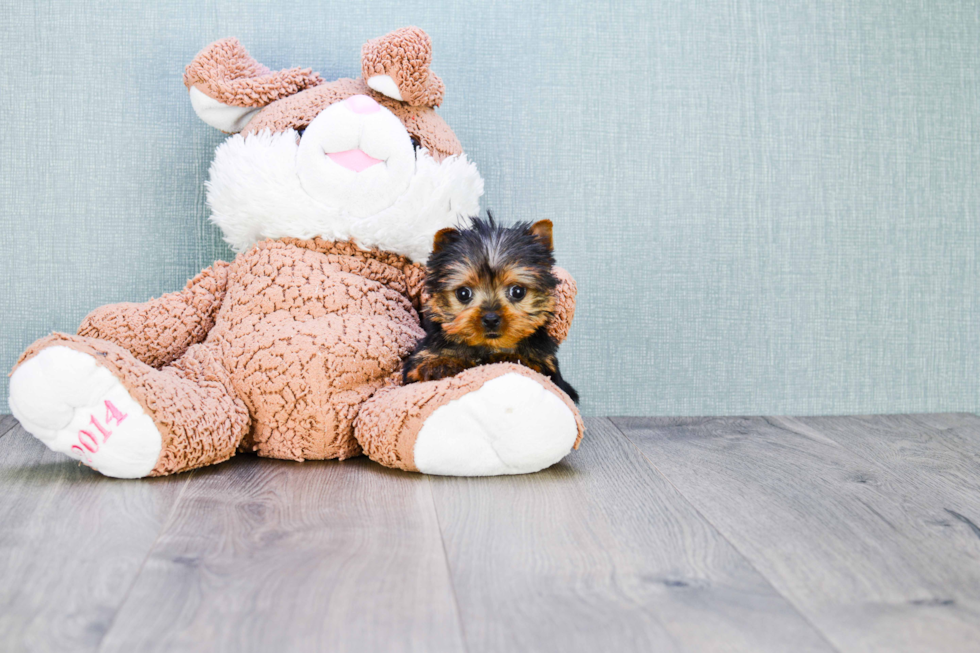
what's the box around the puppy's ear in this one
[432,227,460,253]
[529,220,554,251]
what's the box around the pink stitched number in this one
[104,400,128,426]
[78,430,99,453]
[89,414,111,441]
[73,400,128,458]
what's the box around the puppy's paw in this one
[404,350,468,384]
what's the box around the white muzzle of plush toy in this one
[296,94,416,218]
[206,96,484,262]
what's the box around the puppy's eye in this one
[410,136,421,150]
[508,285,526,301]
[455,287,473,303]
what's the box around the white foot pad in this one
[413,373,578,476]
[9,346,163,478]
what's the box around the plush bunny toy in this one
[8,27,583,478]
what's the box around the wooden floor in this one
[2,414,980,652]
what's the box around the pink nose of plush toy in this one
[345,94,382,114]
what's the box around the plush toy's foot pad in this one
[413,372,578,476]
[9,346,162,478]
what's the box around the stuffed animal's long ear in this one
[362,27,445,107]
[529,220,554,251]
[432,227,459,253]
[184,38,323,133]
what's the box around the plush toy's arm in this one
[548,267,577,344]
[77,261,231,369]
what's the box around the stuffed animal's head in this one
[185,27,483,262]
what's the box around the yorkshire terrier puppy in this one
[403,214,579,403]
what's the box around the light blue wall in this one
[2,0,978,416]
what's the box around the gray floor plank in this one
[97,454,466,653]
[6,413,978,652]
[0,414,20,439]
[774,414,980,519]
[908,413,980,434]
[0,424,188,653]
[613,416,980,653]
[428,418,834,653]
[908,413,980,466]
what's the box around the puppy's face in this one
[425,218,558,349]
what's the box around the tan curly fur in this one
[361,26,445,107]
[13,240,579,475]
[183,38,323,107]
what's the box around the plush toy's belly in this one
[208,241,424,461]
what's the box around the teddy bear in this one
[8,27,583,479]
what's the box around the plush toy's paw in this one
[413,372,578,476]
[9,346,162,478]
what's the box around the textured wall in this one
[2,0,978,416]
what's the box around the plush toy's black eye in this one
[455,287,473,303]
[508,285,526,301]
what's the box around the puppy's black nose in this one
[481,312,501,330]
